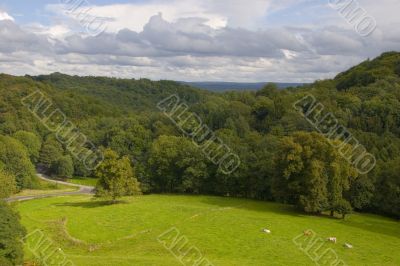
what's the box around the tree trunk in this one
[330,210,334,217]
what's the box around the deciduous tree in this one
[13,131,42,163]
[51,155,74,179]
[272,132,357,215]
[95,149,141,202]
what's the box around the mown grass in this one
[16,195,400,266]
[15,179,78,197]
[68,177,98,187]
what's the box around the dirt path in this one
[6,173,95,202]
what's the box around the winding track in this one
[6,173,95,202]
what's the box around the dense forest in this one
[1,51,400,219]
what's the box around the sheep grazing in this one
[327,237,337,243]
[344,243,353,249]
[262,228,271,234]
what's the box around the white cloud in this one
[54,14,308,59]
[0,10,14,21]
[0,0,400,82]
[46,1,228,33]
[45,0,297,33]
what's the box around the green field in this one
[14,178,78,197]
[68,177,98,187]
[16,195,400,265]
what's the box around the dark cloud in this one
[305,27,365,56]
[55,14,307,58]
[0,20,51,54]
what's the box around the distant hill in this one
[334,51,400,90]
[179,81,305,92]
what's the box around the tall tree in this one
[51,155,74,179]
[374,158,400,218]
[95,149,141,202]
[272,132,357,214]
[0,135,36,189]
[148,136,209,193]
[39,138,63,169]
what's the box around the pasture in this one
[17,195,400,265]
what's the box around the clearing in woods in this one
[16,194,400,265]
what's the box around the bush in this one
[335,199,353,219]
[0,202,26,265]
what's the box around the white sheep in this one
[327,237,337,243]
[344,243,353,249]
[262,228,271,234]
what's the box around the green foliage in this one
[1,51,400,217]
[0,135,36,189]
[105,118,151,158]
[336,71,376,91]
[256,83,279,97]
[95,149,141,201]
[39,138,63,169]
[272,132,357,214]
[73,156,92,177]
[0,202,26,266]
[0,170,17,198]
[13,130,42,163]
[252,96,274,121]
[395,61,400,76]
[334,198,353,219]
[347,174,375,210]
[51,155,74,178]
[335,52,400,90]
[148,136,209,193]
[373,158,400,218]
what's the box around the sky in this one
[0,0,399,82]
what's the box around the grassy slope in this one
[14,178,78,197]
[17,195,400,266]
[68,177,98,187]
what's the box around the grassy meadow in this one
[16,195,400,266]
[14,179,78,197]
[68,177,98,187]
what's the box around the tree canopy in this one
[0,202,26,266]
[95,149,141,202]
[0,135,36,189]
[272,132,357,215]
[0,51,400,218]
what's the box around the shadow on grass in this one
[340,215,400,240]
[53,200,129,208]
[198,195,305,218]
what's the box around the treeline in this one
[0,52,400,220]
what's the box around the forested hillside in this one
[1,52,400,218]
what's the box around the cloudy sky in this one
[0,0,399,82]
